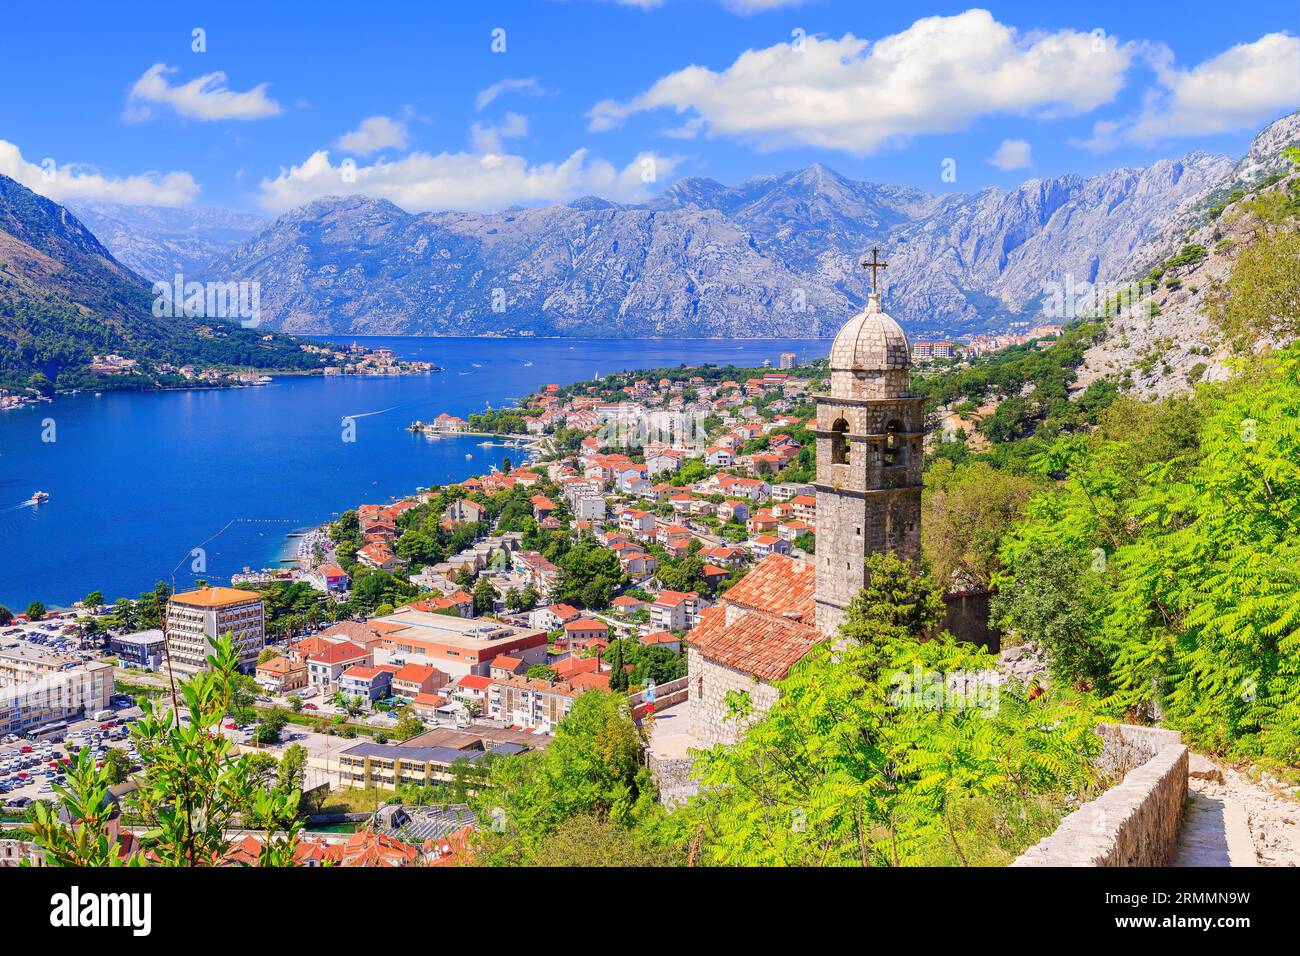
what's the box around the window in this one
[831,418,849,465]
[883,420,905,468]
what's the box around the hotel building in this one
[165,586,265,672]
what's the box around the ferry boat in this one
[30,491,49,504]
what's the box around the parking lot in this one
[1,613,104,664]
[0,707,141,805]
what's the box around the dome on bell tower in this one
[828,293,911,399]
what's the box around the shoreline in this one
[3,338,800,611]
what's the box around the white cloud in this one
[987,138,1032,170]
[475,77,547,111]
[587,10,1132,153]
[337,116,409,155]
[258,147,678,214]
[471,112,530,153]
[0,140,199,207]
[1078,32,1300,150]
[125,63,282,121]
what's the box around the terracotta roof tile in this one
[718,553,815,619]
[688,606,820,682]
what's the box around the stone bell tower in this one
[813,251,925,636]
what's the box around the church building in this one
[685,283,928,747]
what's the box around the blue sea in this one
[0,337,830,609]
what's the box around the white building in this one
[165,587,265,672]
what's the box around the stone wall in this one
[1013,724,1187,867]
[629,676,689,721]
[687,647,780,748]
[941,589,999,653]
[647,751,698,806]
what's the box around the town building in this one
[338,664,397,706]
[165,586,265,672]
[369,608,548,679]
[255,655,308,693]
[109,629,166,671]
[813,292,924,634]
[306,642,373,691]
[337,729,532,791]
[0,651,114,735]
[487,675,585,732]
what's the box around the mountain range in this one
[0,177,328,391]
[68,113,1298,342]
[2,112,1295,391]
[66,202,264,283]
[181,153,1234,339]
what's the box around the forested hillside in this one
[0,173,333,394]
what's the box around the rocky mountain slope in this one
[1078,111,1300,399]
[199,150,1234,338]
[67,202,263,282]
[0,175,327,391]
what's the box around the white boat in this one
[30,491,49,504]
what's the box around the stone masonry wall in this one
[687,647,780,748]
[1013,725,1187,867]
[647,752,698,806]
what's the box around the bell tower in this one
[813,251,925,635]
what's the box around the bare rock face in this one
[1077,112,1300,400]
[998,641,1048,687]
[192,151,1238,338]
[66,202,264,283]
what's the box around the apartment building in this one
[109,629,166,671]
[370,608,548,679]
[336,728,536,791]
[165,586,265,672]
[306,642,373,691]
[338,664,397,706]
[0,649,114,734]
[486,675,584,733]
[650,590,699,632]
[255,655,308,693]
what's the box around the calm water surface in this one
[0,337,830,608]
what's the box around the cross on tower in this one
[861,247,888,293]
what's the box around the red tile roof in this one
[307,641,369,665]
[718,553,815,620]
[393,663,439,683]
[687,605,820,683]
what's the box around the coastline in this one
[2,335,821,610]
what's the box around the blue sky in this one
[0,0,1296,216]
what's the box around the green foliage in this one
[680,555,1101,865]
[470,691,663,863]
[28,634,303,866]
[555,537,624,609]
[468,408,529,434]
[393,710,426,741]
[998,347,1300,761]
[1206,207,1300,352]
[923,459,1041,590]
[992,544,1110,688]
[101,747,134,785]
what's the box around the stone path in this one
[1173,754,1300,866]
